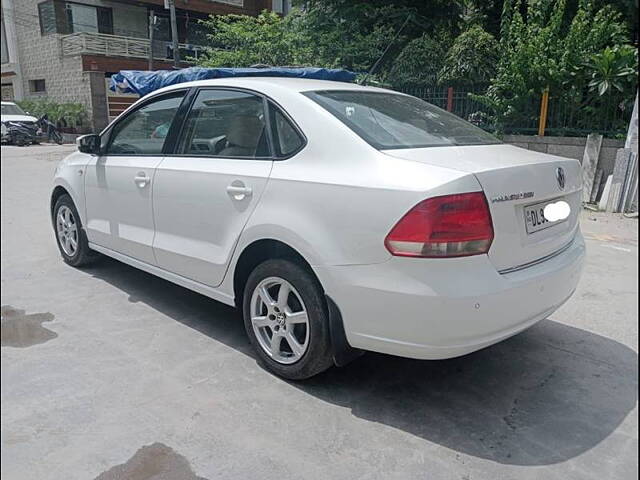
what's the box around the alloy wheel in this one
[250,276,310,364]
[56,205,78,257]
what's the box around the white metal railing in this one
[60,32,206,61]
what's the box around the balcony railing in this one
[60,32,206,62]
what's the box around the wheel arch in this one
[50,185,71,218]
[232,238,319,310]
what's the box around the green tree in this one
[387,33,450,86]
[197,11,309,68]
[196,7,399,73]
[475,0,634,133]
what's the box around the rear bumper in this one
[314,231,585,360]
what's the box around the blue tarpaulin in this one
[110,67,357,96]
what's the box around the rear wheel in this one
[243,259,333,380]
[51,130,63,145]
[52,194,98,267]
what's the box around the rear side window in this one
[106,91,185,155]
[178,89,270,158]
[269,103,304,157]
[304,90,500,150]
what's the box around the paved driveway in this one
[1,144,638,480]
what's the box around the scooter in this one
[37,115,64,145]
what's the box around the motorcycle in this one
[37,115,64,145]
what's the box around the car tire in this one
[243,259,333,380]
[52,194,98,267]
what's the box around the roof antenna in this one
[361,13,413,86]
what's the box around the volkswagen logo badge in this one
[556,167,566,190]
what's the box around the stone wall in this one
[503,135,625,176]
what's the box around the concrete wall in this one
[503,135,625,176]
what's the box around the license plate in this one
[524,199,566,234]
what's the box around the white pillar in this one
[625,90,638,154]
[1,0,24,100]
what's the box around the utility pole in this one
[148,11,155,70]
[168,0,181,68]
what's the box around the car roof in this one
[1,101,18,105]
[149,77,393,97]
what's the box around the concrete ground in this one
[1,144,638,480]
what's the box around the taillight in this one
[384,192,494,258]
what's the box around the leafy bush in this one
[438,26,498,86]
[581,44,638,95]
[16,98,87,128]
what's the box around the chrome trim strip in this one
[498,238,575,275]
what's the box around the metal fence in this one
[395,84,633,138]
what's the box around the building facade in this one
[1,0,289,131]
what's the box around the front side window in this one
[178,89,269,158]
[269,103,304,157]
[106,91,185,155]
[304,90,500,150]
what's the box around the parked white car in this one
[50,78,585,379]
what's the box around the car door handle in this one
[134,173,150,188]
[226,184,253,200]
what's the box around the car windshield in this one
[1,104,27,116]
[304,90,500,149]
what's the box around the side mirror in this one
[77,134,100,154]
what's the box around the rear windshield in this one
[304,90,500,150]
[1,104,26,116]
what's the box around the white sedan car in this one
[51,78,585,379]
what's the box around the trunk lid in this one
[382,144,582,272]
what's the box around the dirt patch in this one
[1,305,57,348]
[94,443,208,480]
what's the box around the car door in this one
[84,90,186,265]
[152,88,285,287]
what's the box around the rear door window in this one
[178,89,270,158]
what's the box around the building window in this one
[38,1,114,36]
[65,3,113,35]
[29,79,47,93]
[38,1,58,35]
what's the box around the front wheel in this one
[243,259,333,380]
[52,194,98,267]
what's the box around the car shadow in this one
[86,257,638,467]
